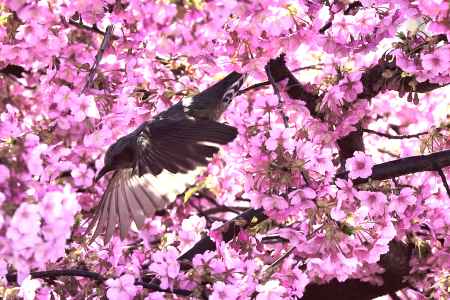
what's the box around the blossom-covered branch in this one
[337,149,450,184]
[1,1,449,299]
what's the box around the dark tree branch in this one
[6,150,446,297]
[336,149,450,185]
[362,128,429,139]
[67,18,107,35]
[389,292,402,300]
[135,281,192,296]
[302,241,413,300]
[263,54,320,117]
[0,64,28,78]
[337,124,365,163]
[358,55,449,100]
[6,269,106,284]
[265,58,289,127]
[237,64,322,95]
[201,205,248,215]
[6,269,192,296]
[319,1,363,34]
[436,168,450,198]
[177,208,267,265]
[80,25,115,95]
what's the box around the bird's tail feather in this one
[86,168,202,244]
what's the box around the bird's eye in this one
[223,95,233,104]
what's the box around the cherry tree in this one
[0,1,449,299]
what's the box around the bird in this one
[86,71,247,243]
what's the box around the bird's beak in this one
[94,165,110,183]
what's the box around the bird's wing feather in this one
[87,168,202,244]
[135,118,238,177]
[87,119,237,243]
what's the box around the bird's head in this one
[189,72,248,120]
[94,135,136,182]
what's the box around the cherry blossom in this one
[345,151,374,179]
[106,274,140,300]
[255,280,286,300]
[210,281,241,300]
[0,0,448,299]
[18,277,41,300]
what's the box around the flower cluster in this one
[0,0,449,299]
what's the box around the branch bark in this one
[177,208,267,265]
[336,149,450,185]
[5,149,447,297]
[302,241,413,300]
[264,50,449,164]
[170,150,449,298]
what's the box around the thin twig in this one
[362,128,428,139]
[261,246,295,281]
[6,269,106,284]
[136,281,192,296]
[265,60,289,127]
[201,206,248,215]
[261,235,289,244]
[80,25,115,95]
[238,64,322,95]
[68,18,106,35]
[8,269,191,296]
[436,168,450,198]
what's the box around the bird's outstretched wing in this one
[134,118,238,176]
[87,168,202,244]
[87,118,238,243]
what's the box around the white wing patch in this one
[87,167,205,244]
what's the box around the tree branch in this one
[436,168,450,198]
[6,269,192,297]
[177,208,267,265]
[0,64,28,78]
[362,128,429,139]
[237,64,322,95]
[302,240,413,300]
[80,25,115,95]
[6,150,446,297]
[6,269,106,284]
[67,18,107,36]
[319,1,363,34]
[170,150,449,297]
[336,149,450,185]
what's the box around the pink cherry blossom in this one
[255,280,286,300]
[345,151,374,179]
[421,47,450,75]
[71,163,95,187]
[106,274,140,300]
[210,281,241,300]
[149,247,180,289]
[179,215,207,249]
[0,164,10,183]
[72,95,101,121]
[18,277,41,300]
[0,1,448,299]
[339,72,363,103]
[0,259,6,284]
[358,191,387,216]
[265,126,297,153]
[389,187,417,214]
[417,0,449,19]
